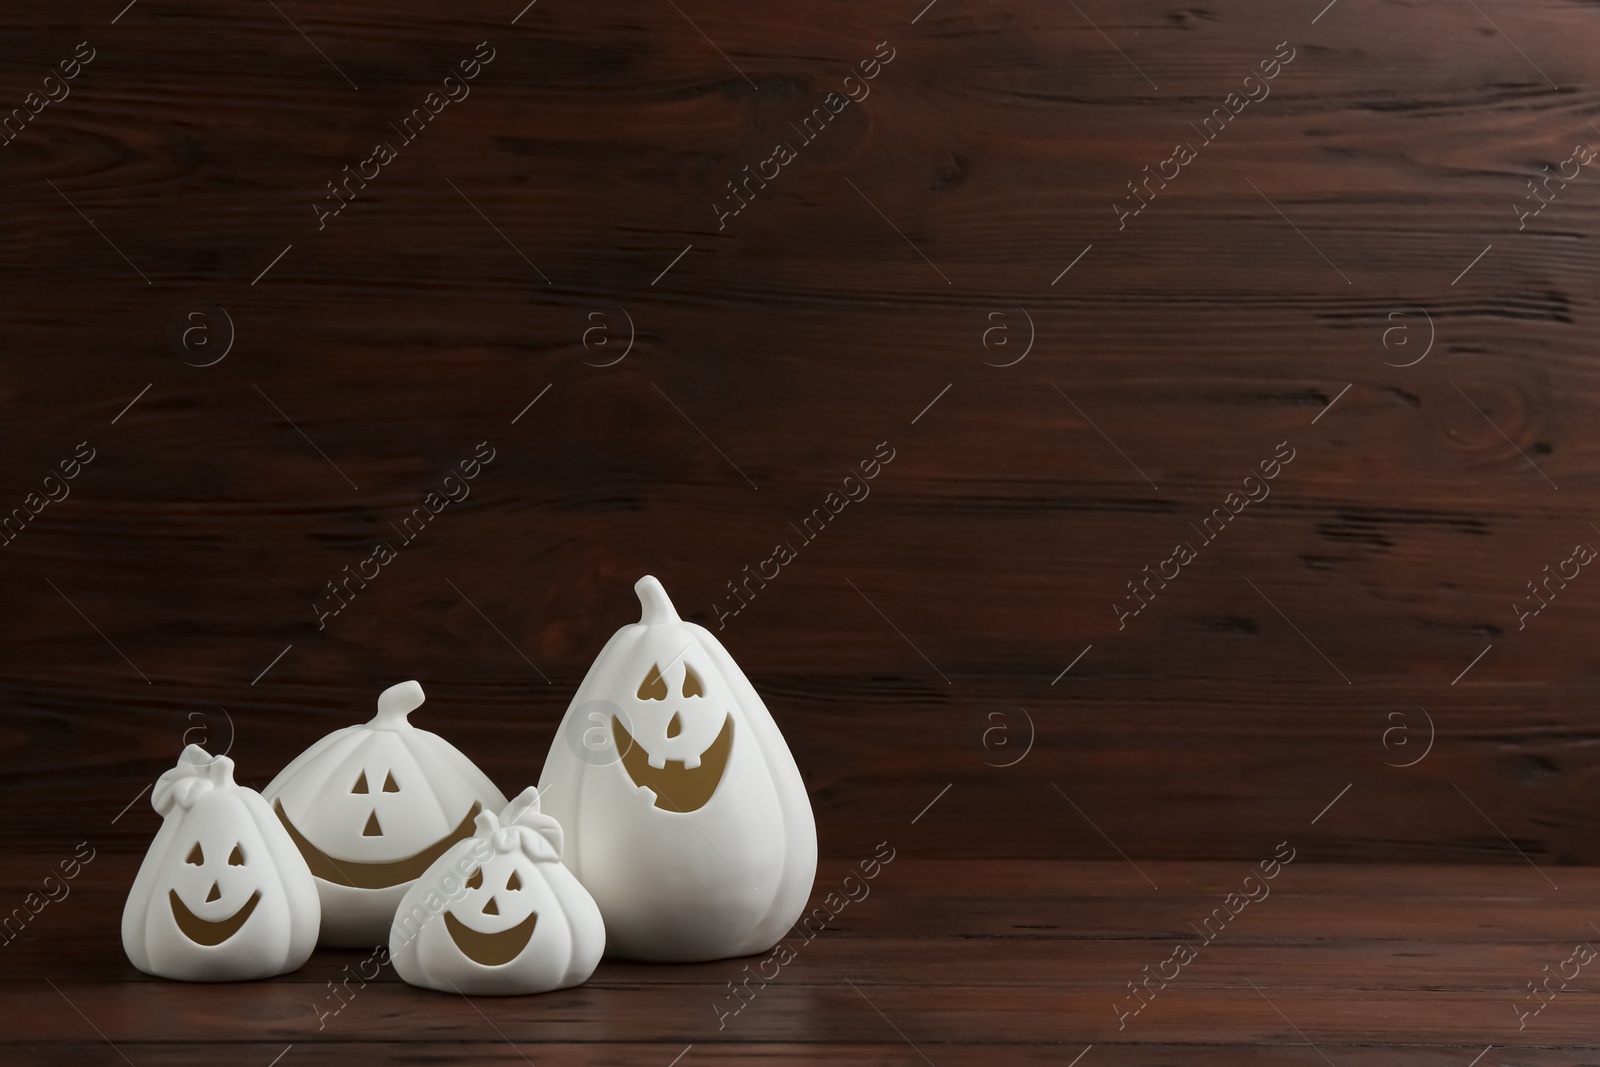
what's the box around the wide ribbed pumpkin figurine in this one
[537,575,816,961]
[264,681,507,946]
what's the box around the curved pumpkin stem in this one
[374,679,425,728]
[634,575,681,626]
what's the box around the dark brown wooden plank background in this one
[10,1,1600,1062]
[4,0,1599,876]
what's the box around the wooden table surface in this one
[7,855,1598,1065]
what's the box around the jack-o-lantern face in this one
[272,756,484,889]
[263,681,507,947]
[123,746,321,981]
[168,834,261,946]
[612,656,733,813]
[387,788,606,995]
[442,860,540,967]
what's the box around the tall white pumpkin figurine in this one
[122,745,320,981]
[389,786,605,994]
[538,575,817,961]
[264,681,508,946]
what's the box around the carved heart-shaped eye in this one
[506,871,522,891]
[185,843,204,865]
[465,867,483,890]
[637,664,668,701]
[682,665,704,698]
[228,844,245,866]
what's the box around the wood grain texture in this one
[7,856,1600,1063]
[2,0,1600,880]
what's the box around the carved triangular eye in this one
[352,771,369,794]
[637,664,668,700]
[228,845,245,866]
[465,867,483,889]
[506,870,522,891]
[185,843,203,865]
[682,665,704,698]
[382,771,399,792]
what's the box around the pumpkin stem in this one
[374,680,425,728]
[502,785,542,823]
[178,743,213,767]
[634,575,681,626]
[177,744,236,785]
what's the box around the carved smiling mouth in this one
[273,799,483,889]
[443,910,538,967]
[612,714,732,813]
[170,888,261,946]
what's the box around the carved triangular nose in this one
[206,881,221,903]
[483,896,499,916]
[363,811,382,836]
[666,711,682,739]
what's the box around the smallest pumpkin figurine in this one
[122,745,320,981]
[389,786,604,995]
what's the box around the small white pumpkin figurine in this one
[538,575,817,961]
[389,786,605,995]
[264,681,507,946]
[122,744,320,981]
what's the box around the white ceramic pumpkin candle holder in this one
[122,745,320,981]
[264,680,508,947]
[538,575,817,962]
[389,786,605,994]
